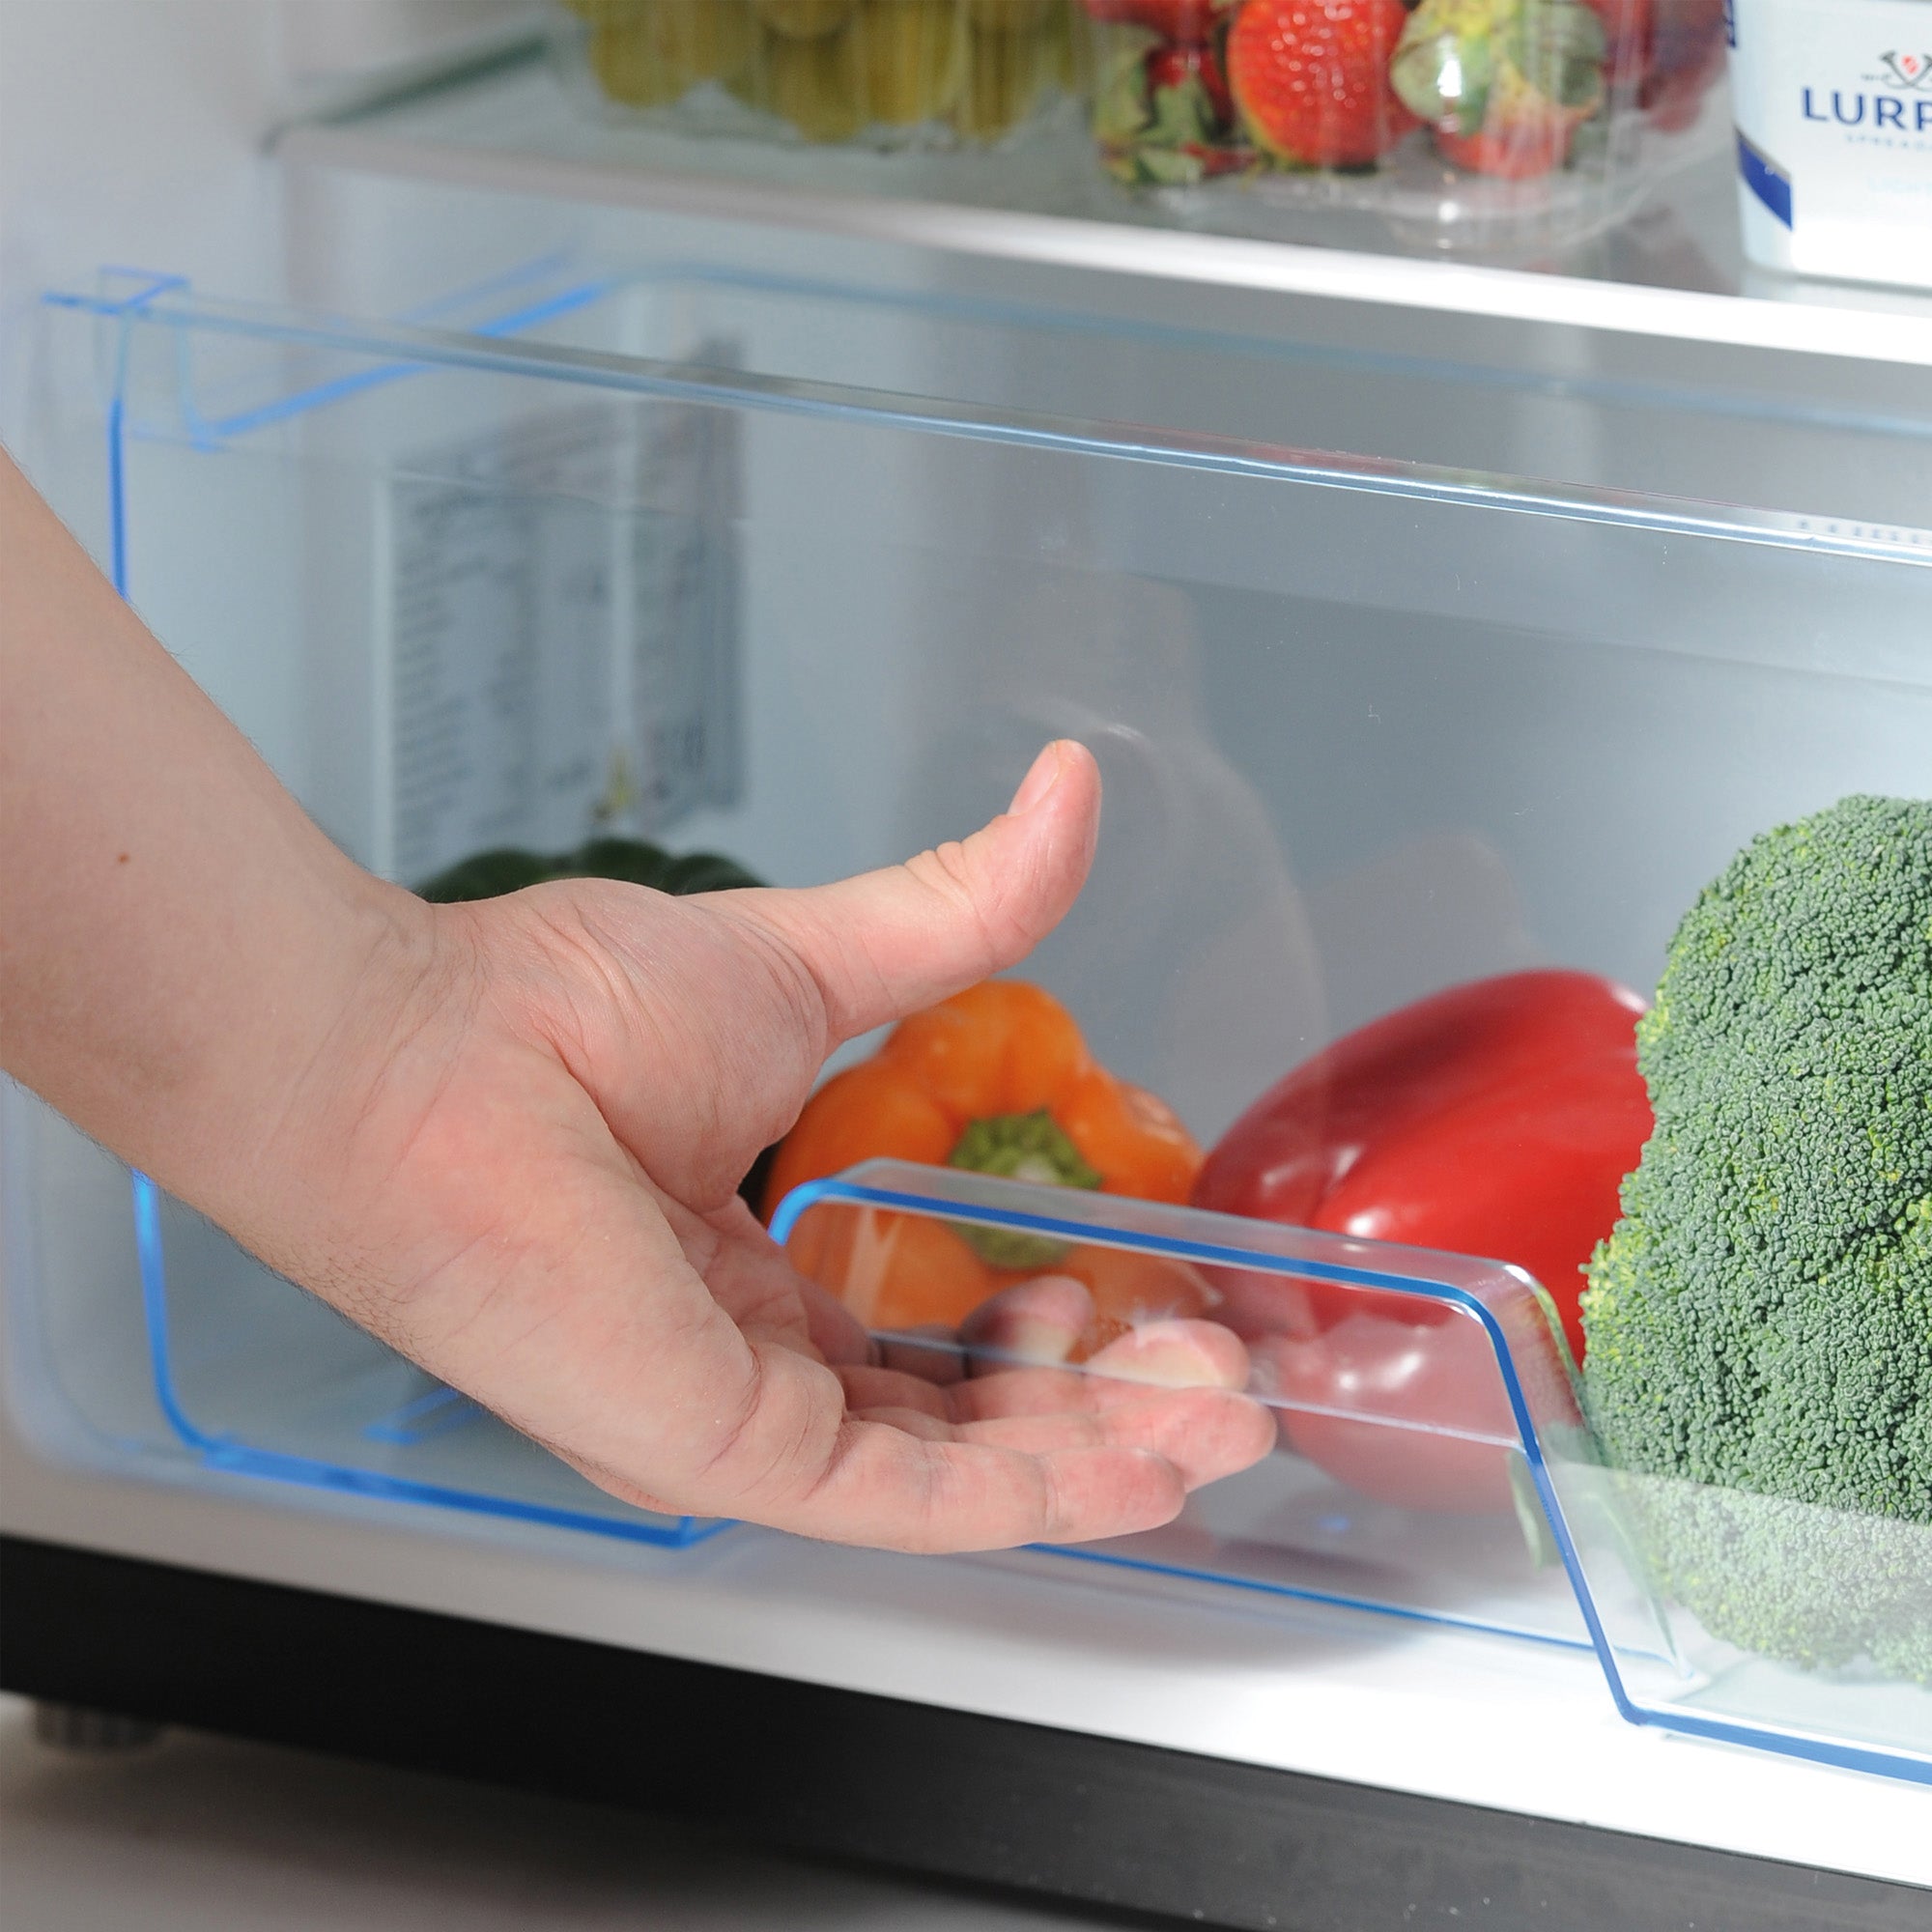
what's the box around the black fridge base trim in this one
[1,1533,1922,1932]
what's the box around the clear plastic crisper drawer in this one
[14,245,1930,1783]
[776,1163,1932,1786]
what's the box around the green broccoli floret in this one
[1580,793,1932,1680]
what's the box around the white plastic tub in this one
[1728,0,1932,289]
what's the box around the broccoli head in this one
[1580,793,1932,1678]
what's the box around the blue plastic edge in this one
[772,1174,1932,1789]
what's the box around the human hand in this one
[0,458,1268,1553]
[224,743,1272,1550]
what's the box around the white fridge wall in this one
[0,0,530,445]
[0,0,283,319]
[279,0,536,82]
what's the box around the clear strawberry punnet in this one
[1081,0,1728,253]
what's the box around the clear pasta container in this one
[1080,0,1730,254]
[554,0,1089,148]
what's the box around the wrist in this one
[147,858,460,1265]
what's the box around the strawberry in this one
[1638,0,1725,129]
[1225,0,1418,170]
[1081,0,1234,43]
[1148,39,1234,130]
[1095,23,1253,183]
[1392,0,1606,179]
[1575,0,1722,128]
[1577,0,1650,71]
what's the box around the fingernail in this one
[1008,742,1064,817]
[1000,1315,1079,1365]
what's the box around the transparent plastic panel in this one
[779,1164,1932,1784]
[1546,1447,1932,1781]
[58,273,1930,929]
[70,212,1932,531]
[776,1160,1598,1650]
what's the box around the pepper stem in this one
[947,1109,1101,1268]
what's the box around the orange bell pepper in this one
[789,1205,1214,1358]
[1058,1243,1216,1353]
[788,1206,995,1332]
[766,980,1207,1347]
[765,980,1200,1210]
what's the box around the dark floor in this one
[0,1692,1124,1930]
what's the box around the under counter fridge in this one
[2,7,1930,1927]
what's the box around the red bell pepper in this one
[1264,1293,1553,1515]
[1194,970,1652,1513]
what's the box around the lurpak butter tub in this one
[1728,0,1932,289]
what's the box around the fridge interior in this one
[6,200,1930,1789]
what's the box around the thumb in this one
[733,740,1100,1047]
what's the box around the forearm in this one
[0,448,432,1225]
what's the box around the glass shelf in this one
[276,36,1932,371]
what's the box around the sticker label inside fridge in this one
[379,375,740,886]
